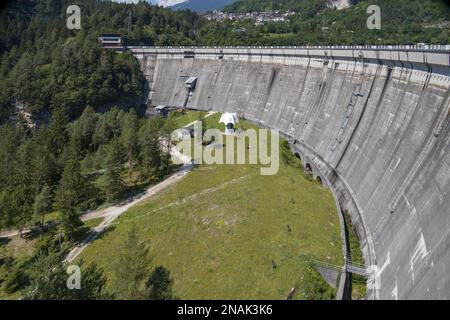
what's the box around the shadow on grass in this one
[23,222,59,241]
[0,237,11,246]
[117,164,185,206]
[96,225,117,241]
[72,224,117,246]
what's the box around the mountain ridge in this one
[169,0,237,13]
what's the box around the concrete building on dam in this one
[128,46,450,300]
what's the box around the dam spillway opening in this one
[131,46,450,300]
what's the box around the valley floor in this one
[78,113,344,299]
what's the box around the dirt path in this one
[0,147,193,241]
[0,112,218,240]
[65,112,219,262]
[130,173,253,220]
[0,229,25,239]
[64,147,192,263]
[1,112,217,261]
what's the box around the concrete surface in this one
[131,46,450,300]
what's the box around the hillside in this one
[225,0,329,13]
[77,113,344,299]
[217,0,450,46]
[0,0,204,124]
[0,111,346,300]
[170,0,236,12]
[1,0,449,125]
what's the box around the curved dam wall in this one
[130,46,450,300]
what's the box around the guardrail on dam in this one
[129,46,450,300]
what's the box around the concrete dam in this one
[129,46,450,300]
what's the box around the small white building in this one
[219,112,239,135]
[98,34,122,49]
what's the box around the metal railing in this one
[127,44,450,52]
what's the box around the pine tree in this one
[47,109,69,157]
[147,266,175,300]
[76,105,98,154]
[101,139,125,202]
[120,109,140,176]
[138,119,164,179]
[31,126,61,190]
[11,140,35,236]
[25,247,111,300]
[55,149,85,239]
[33,184,53,228]
[112,225,152,300]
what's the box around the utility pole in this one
[128,10,132,33]
[321,14,328,32]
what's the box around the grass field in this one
[78,113,344,299]
[172,110,207,128]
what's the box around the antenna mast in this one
[128,10,132,33]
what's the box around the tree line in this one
[1,0,449,124]
[3,222,176,300]
[0,106,179,299]
[0,106,176,237]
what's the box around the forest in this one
[1,0,449,123]
[0,105,180,299]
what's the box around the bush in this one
[3,263,29,294]
[280,140,300,168]
[299,262,335,300]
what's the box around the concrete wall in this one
[131,46,450,300]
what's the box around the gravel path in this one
[64,147,192,263]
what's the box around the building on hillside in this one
[98,34,123,49]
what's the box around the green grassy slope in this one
[78,114,344,299]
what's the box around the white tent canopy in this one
[219,112,239,126]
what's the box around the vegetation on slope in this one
[0,110,345,300]
[0,107,174,246]
[78,114,342,299]
[0,0,205,123]
[0,108,179,299]
[344,211,367,300]
[221,0,450,45]
[225,0,329,14]
[1,0,448,123]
